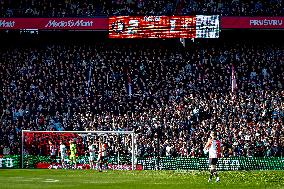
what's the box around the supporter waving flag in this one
[231,64,237,93]
[127,69,132,97]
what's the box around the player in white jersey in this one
[59,141,67,168]
[205,131,222,183]
[88,141,96,169]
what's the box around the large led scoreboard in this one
[109,15,219,38]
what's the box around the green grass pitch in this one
[0,169,283,189]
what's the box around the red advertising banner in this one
[36,163,143,170]
[1,17,283,30]
[221,17,284,29]
[0,18,108,30]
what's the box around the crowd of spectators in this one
[0,0,109,17]
[112,0,283,16]
[0,37,283,159]
[0,0,283,17]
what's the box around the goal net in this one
[21,130,136,170]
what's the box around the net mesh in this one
[22,131,134,170]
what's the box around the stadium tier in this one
[0,0,284,189]
[0,31,283,162]
[0,1,284,189]
[0,0,283,17]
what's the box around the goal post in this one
[21,130,136,170]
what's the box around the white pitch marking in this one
[7,177,24,179]
[83,180,119,184]
[42,179,59,183]
[20,179,35,182]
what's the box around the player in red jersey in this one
[97,138,107,172]
[205,131,222,183]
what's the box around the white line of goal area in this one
[43,179,59,183]
[6,177,59,183]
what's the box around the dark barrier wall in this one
[1,155,284,170]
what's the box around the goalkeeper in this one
[69,140,77,169]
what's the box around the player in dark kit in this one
[49,141,57,169]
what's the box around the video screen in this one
[109,16,219,38]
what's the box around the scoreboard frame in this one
[109,15,219,39]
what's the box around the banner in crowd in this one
[1,155,284,171]
[0,18,108,30]
[1,17,283,30]
[0,155,142,170]
[0,155,20,168]
[221,17,284,29]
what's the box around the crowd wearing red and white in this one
[0,39,283,158]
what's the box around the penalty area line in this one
[7,177,60,183]
[42,179,60,183]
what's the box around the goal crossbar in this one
[21,130,135,170]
